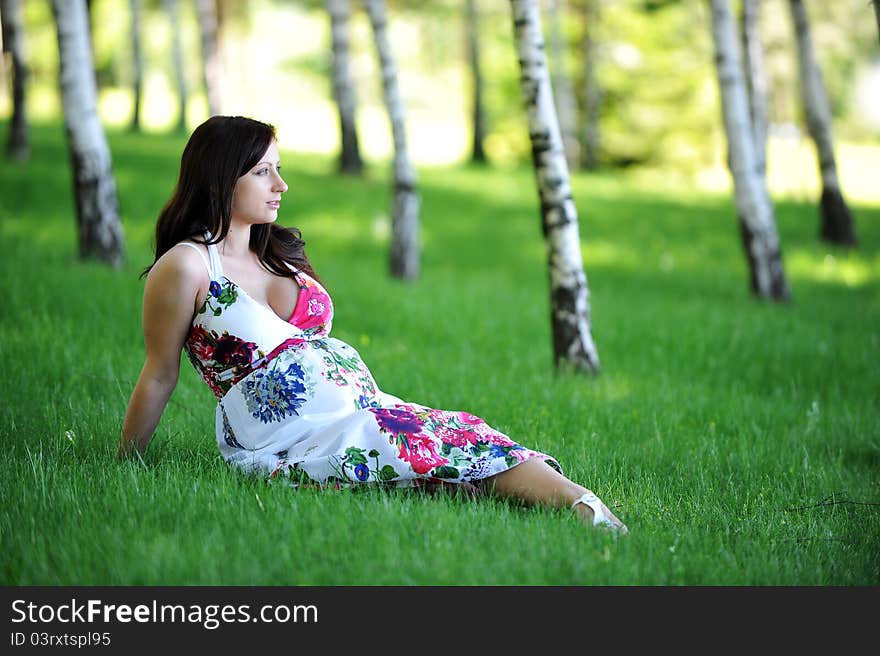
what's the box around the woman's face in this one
[230,140,288,226]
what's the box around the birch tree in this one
[327,0,363,174]
[709,0,788,300]
[740,0,767,178]
[196,0,222,116]
[51,0,125,267]
[1,0,29,161]
[873,1,880,46]
[129,0,143,131]
[789,0,856,246]
[364,0,420,280]
[465,0,486,163]
[510,0,600,374]
[164,0,188,132]
[546,0,579,170]
[578,0,600,171]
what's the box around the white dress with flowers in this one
[181,240,560,487]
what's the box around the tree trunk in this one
[129,0,143,131]
[578,0,600,170]
[789,0,856,246]
[327,0,363,174]
[510,0,600,374]
[546,0,579,171]
[740,0,767,178]
[873,1,880,47]
[364,0,421,281]
[710,0,788,301]
[465,0,486,163]
[1,0,29,161]
[196,0,222,116]
[51,0,125,267]
[164,0,188,132]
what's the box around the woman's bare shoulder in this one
[148,241,210,291]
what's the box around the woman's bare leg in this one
[476,458,627,531]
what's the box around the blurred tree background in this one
[3,0,878,203]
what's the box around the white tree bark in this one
[327,0,363,174]
[51,0,125,267]
[196,0,222,117]
[164,0,188,131]
[510,0,600,374]
[1,0,29,161]
[789,0,856,246]
[364,0,420,281]
[465,0,486,163]
[710,0,788,300]
[578,0,601,171]
[546,0,579,170]
[740,0,767,178]
[129,0,143,131]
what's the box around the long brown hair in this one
[144,115,318,281]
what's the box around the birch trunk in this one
[364,0,420,281]
[1,0,28,161]
[578,0,600,170]
[740,0,767,178]
[51,0,125,267]
[129,0,143,131]
[196,0,222,116]
[789,0,856,246]
[164,0,188,132]
[873,1,880,46]
[327,0,363,174]
[710,0,788,300]
[510,0,600,374]
[546,0,579,170]
[465,0,486,163]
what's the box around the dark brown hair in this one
[144,115,318,281]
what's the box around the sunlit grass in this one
[787,249,879,287]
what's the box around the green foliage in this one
[592,0,716,169]
[1,122,878,584]
[13,0,877,167]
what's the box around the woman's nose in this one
[274,173,288,193]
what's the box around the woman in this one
[118,115,627,534]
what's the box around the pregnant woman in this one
[118,115,627,534]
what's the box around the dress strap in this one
[205,241,224,279]
[175,242,212,278]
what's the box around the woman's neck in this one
[219,221,252,259]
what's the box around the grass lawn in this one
[1,122,878,585]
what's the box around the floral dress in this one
[179,239,561,488]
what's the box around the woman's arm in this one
[118,248,208,458]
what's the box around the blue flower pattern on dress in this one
[242,361,310,423]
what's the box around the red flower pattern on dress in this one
[290,278,333,331]
[432,423,480,449]
[397,433,449,474]
[213,333,257,367]
[188,325,214,361]
[458,412,484,425]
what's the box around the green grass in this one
[1,122,878,585]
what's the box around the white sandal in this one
[571,492,628,534]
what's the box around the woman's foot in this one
[571,491,628,534]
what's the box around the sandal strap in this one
[571,492,614,528]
